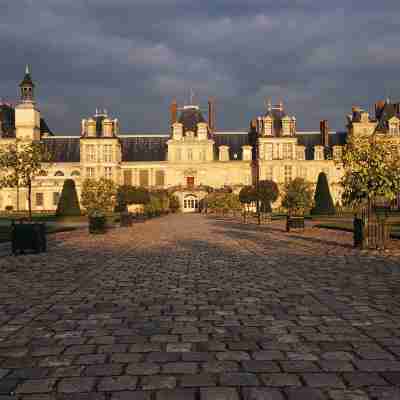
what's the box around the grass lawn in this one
[313,214,400,239]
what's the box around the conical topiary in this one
[312,172,335,215]
[56,179,81,217]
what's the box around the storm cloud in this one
[1,0,399,133]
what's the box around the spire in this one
[25,64,30,75]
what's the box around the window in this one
[186,176,194,187]
[123,170,132,186]
[199,149,206,161]
[139,170,149,187]
[54,171,64,177]
[176,148,182,161]
[35,193,44,207]
[390,124,399,135]
[296,147,305,160]
[86,167,95,178]
[284,165,292,183]
[87,144,96,162]
[266,144,273,160]
[265,166,273,181]
[282,143,293,160]
[104,167,112,180]
[298,166,307,180]
[155,170,165,187]
[103,144,113,162]
[53,192,60,206]
[187,148,193,161]
[71,170,80,177]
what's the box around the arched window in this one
[71,170,81,177]
[54,171,65,177]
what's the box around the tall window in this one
[199,149,206,161]
[87,144,96,162]
[265,165,273,181]
[53,192,60,206]
[284,165,292,183]
[176,148,182,161]
[266,144,273,160]
[187,148,193,161]
[86,167,95,178]
[139,170,149,187]
[103,145,113,162]
[298,166,307,180]
[155,170,165,187]
[123,170,132,186]
[104,167,112,180]
[36,193,44,207]
[282,143,293,160]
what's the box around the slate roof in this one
[120,136,169,162]
[42,137,80,163]
[375,102,400,132]
[213,132,249,160]
[297,131,347,160]
[0,104,15,138]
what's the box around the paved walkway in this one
[0,214,400,400]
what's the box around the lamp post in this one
[255,117,261,225]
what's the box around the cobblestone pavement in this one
[0,214,400,400]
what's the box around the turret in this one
[19,64,35,103]
[15,65,41,141]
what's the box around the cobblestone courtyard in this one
[0,214,400,400]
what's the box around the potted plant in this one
[281,178,313,232]
[81,178,117,234]
[88,210,107,234]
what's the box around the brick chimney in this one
[320,119,329,147]
[208,98,215,133]
[170,99,177,126]
[375,100,385,119]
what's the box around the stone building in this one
[0,67,398,212]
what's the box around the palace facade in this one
[1,67,399,212]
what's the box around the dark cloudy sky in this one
[1,1,400,134]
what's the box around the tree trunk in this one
[16,184,20,212]
[28,180,32,221]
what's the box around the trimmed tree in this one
[312,172,335,215]
[56,179,81,217]
[81,178,117,216]
[339,134,400,208]
[256,180,279,213]
[282,178,313,214]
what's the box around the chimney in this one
[170,99,177,126]
[320,120,329,147]
[208,98,215,133]
[375,100,385,119]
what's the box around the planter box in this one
[11,222,47,255]
[89,216,107,234]
[286,215,305,232]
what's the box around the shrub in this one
[239,185,257,205]
[56,179,81,217]
[281,178,313,213]
[115,185,150,212]
[256,180,279,213]
[312,172,336,215]
[81,178,117,216]
[169,195,180,213]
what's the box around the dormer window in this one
[389,119,400,135]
